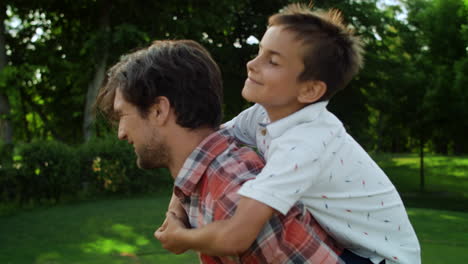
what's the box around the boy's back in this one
[227,101,420,263]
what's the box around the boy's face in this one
[242,25,307,120]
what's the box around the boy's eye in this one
[269,59,279,66]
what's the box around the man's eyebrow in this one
[259,44,284,58]
[113,108,122,116]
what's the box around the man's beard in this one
[136,139,170,170]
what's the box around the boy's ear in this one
[151,96,171,125]
[298,80,327,104]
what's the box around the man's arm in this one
[167,192,186,218]
[155,196,275,256]
[159,192,188,233]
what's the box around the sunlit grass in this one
[0,195,198,264]
[373,153,468,202]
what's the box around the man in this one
[96,39,345,263]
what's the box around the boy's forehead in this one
[261,26,305,56]
[262,26,302,48]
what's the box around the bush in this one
[0,137,172,205]
[78,136,172,196]
[15,140,79,204]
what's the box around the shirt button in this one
[261,129,267,136]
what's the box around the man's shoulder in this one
[202,138,265,200]
[210,140,265,178]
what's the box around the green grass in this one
[408,208,468,264]
[1,154,467,263]
[0,195,199,264]
[1,195,467,264]
[373,153,468,211]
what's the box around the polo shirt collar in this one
[174,129,231,197]
[263,101,329,139]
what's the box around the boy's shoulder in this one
[267,101,343,140]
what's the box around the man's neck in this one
[167,127,216,179]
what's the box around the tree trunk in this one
[82,1,111,142]
[419,134,425,192]
[0,4,13,145]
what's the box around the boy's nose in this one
[246,57,258,72]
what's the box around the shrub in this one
[15,140,79,204]
[78,136,172,196]
[0,136,172,205]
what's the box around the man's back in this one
[173,129,344,264]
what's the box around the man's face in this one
[242,26,306,118]
[113,89,169,169]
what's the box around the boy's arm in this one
[154,196,275,256]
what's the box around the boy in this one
[155,4,420,264]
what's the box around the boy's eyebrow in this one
[259,44,284,58]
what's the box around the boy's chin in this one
[241,88,257,103]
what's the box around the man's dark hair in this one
[97,40,223,129]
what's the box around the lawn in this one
[373,153,468,211]
[407,208,468,263]
[1,154,467,263]
[0,194,199,264]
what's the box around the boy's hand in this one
[154,212,189,254]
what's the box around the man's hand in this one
[154,212,190,254]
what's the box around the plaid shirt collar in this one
[174,129,232,197]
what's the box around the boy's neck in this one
[263,103,307,122]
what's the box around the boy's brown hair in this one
[269,3,364,101]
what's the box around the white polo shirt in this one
[224,102,420,264]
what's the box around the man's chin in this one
[136,158,156,169]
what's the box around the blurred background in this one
[0,0,467,263]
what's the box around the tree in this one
[0,3,13,145]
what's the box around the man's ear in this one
[151,96,171,125]
[298,80,327,104]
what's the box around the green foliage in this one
[1,0,467,153]
[0,137,172,205]
[78,136,172,196]
[14,140,78,204]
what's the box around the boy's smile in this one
[242,25,309,122]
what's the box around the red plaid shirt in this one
[174,129,344,264]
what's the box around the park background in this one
[0,0,467,263]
